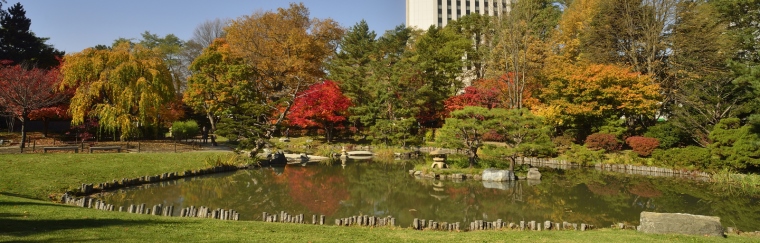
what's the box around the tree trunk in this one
[468,147,479,168]
[325,122,334,143]
[508,156,516,173]
[206,112,217,132]
[19,112,28,153]
[43,118,49,137]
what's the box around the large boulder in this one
[482,168,514,181]
[526,168,542,180]
[638,212,724,237]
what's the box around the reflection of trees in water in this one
[100,163,760,231]
[284,165,349,216]
[562,169,760,231]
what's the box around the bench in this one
[43,146,79,153]
[89,146,122,153]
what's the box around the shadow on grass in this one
[0,218,172,237]
[0,192,67,208]
[0,193,182,240]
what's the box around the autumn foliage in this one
[584,133,621,152]
[287,80,351,141]
[444,81,503,113]
[538,64,660,131]
[625,136,660,157]
[60,42,175,139]
[443,74,540,117]
[0,63,69,148]
[285,166,350,216]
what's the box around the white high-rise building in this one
[406,0,512,30]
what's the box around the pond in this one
[98,159,760,231]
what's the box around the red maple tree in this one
[0,62,69,151]
[28,104,70,137]
[443,79,505,117]
[287,80,351,142]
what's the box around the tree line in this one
[1,1,759,172]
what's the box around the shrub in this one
[584,133,621,152]
[171,120,200,141]
[204,154,245,167]
[563,144,605,166]
[424,129,435,143]
[597,117,627,137]
[644,122,687,149]
[607,150,647,165]
[651,146,713,170]
[625,136,660,157]
[444,154,471,169]
[552,134,575,154]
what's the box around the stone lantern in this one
[430,149,449,169]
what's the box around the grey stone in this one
[527,168,542,180]
[481,168,514,181]
[638,212,724,237]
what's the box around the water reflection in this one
[98,160,760,231]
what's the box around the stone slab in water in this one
[482,168,514,181]
[638,212,724,237]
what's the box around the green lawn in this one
[0,152,756,242]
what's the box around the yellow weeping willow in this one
[60,42,175,139]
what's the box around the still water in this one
[99,160,760,231]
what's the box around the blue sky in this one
[14,0,406,53]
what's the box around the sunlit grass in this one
[0,152,230,200]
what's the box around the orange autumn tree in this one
[287,80,351,142]
[218,3,343,153]
[538,63,660,138]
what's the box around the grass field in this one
[0,152,757,242]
